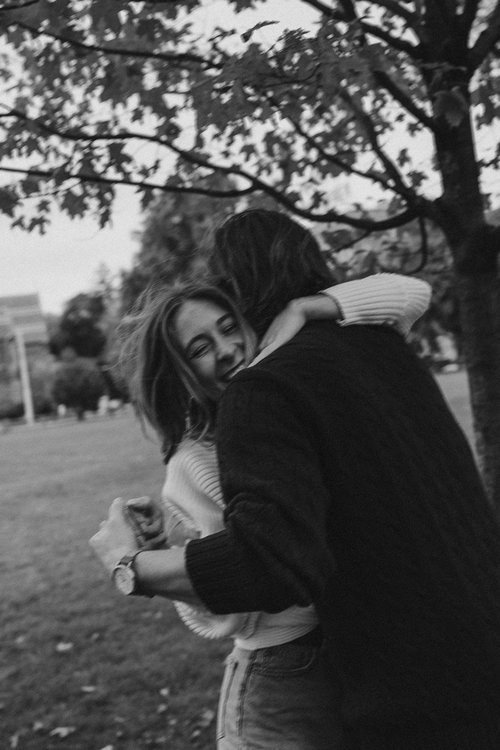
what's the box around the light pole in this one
[13,327,35,426]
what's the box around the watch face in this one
[113,565,136,595]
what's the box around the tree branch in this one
[262,92,395,192]
[407,215,429,273]
[0,104,404,214]
[359,20,420,58]
[156,109,418,228]
[332,228,374,253]
[0,107,173,147]
[0,92,426,229]
[0,162,420,231]
[468,0,500,72]
[299,0,343,18]
[370,0,418,28]
[0,0,40,9]
[10,20,222,70]
[340,88,418,203]
[294,124,394,190]
[0,164,255,198]
[323,4,431,130]
[438,0,459,23]
[140,128,424,229]
[460,0,480,38]
[372,68,434,130]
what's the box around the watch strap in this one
[113,551,152,597]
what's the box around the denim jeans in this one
[216,637,346,749]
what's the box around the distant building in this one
[0,294,50,414]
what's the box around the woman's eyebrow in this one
[217,313,234,325]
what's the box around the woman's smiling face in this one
[173,298,256,399]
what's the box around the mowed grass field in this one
[1,411,227,750]
[1,373,473,750]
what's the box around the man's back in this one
[206,321,500,739]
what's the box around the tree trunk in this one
[426,43,500,509]
[454,270,500,511]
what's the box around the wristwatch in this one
[112,551,149,596]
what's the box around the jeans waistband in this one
[288,625,323,648]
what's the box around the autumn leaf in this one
[49,726,77,738]
[0,187,18,218]
[241,20,278,43]
[81,685,97,693]
[55,640,74,653]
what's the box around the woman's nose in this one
[216,338,236,361]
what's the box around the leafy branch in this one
[339,88,419,205]
[330,8,434,130]
[0,164,255,198]
[8,20,222,71]
[359,19,420,58]
[263,92,396,192]
[372,68,434,130]
[0,157,421,231]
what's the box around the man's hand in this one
[253,294,342,365]
[125,496,167,550]
[89,497,138,573]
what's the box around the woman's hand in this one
[89,497,139,573]
[260,300,307,348]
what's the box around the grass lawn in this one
[0,372,473,750]
[1,411,228,750]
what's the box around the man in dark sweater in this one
[185,210,500,748]
[93,210,500,748]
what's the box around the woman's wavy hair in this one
[210,209,336,337]
[119,281,255,461]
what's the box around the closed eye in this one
[188,340,211,359]
[219,315,238,336]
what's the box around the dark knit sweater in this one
[185,322,500,745]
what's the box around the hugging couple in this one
[91,209,500,750]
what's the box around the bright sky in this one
[0,187,142,315]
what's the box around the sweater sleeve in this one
[185,373,336,615]
[322,274,431,337]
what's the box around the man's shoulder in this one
[248,321,403,373]
[223,321,416,410]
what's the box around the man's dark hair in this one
[210,209,335,336]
